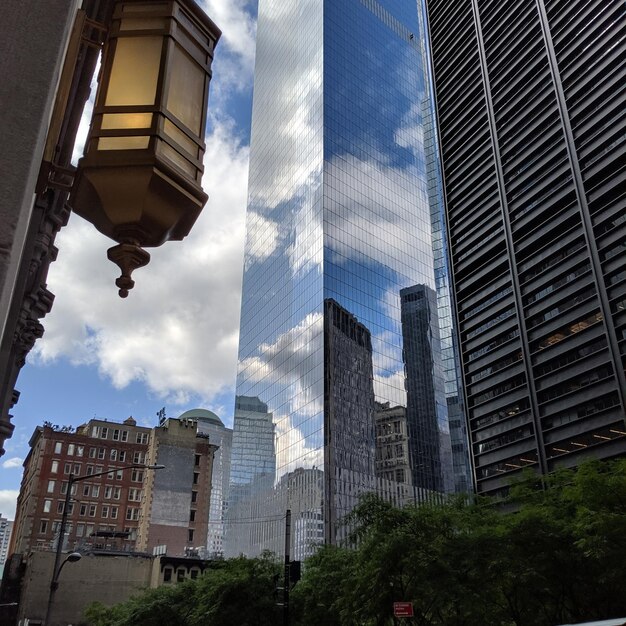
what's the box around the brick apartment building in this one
[9,416,215,558]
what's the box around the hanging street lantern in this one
[70,0,221,297]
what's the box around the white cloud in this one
[199,0,257,99]
[374,370,407,407]
[238,311,324,479]
[244,211,280,261]
[200,0,256,69]
[33,117,250,406]
[324,155,434,286]
[245,0,322,210]
[394,102,425,158]
[2,457,23,469]
[71,56,100,165]
[274,413,323,479]
[238,311,323,389]
[372,329,403,376]
[0,490,19,520]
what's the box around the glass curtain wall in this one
[226,0,464,558]
[226,0,325,558]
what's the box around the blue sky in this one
[0,0,258,519]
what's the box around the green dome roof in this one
[178,408,223,427]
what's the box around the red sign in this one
[393,602,414,618]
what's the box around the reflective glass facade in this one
[227,0,467,557]
[421,44,473,493]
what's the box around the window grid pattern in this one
[227,0,461,557]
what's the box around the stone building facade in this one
[137,417,217,556]
[10,550,210,626]
[0,0,106,458]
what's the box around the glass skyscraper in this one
[227,0,468,556]
[225,396,277,555]
[400,284,454,493]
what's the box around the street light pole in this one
[283,509,291,626]
[43,472,75,626]
[42,463,164,626]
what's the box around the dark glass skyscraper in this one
[425,0,626,495]
[400,284,454,493]
[324,298,376,544]
[227,0,468,556]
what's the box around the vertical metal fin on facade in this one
[468,0,549,475]
[534,0,626,419]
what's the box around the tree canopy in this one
[291,459,626,626]
[85,459,626,626]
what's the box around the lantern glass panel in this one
[101,112,153,129]
[105,36,162,106]
[163,119,197,156]
[98,136,150,150]
[165,44,205,135]
[159,141,197,177]
[176,28,207,64]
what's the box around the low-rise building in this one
[9,416,216,559]
[0,514,13,575]
[11,549,211,626]
[137,417,217,556]
[9,418,150,556]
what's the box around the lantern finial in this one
[107,241,150,298]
